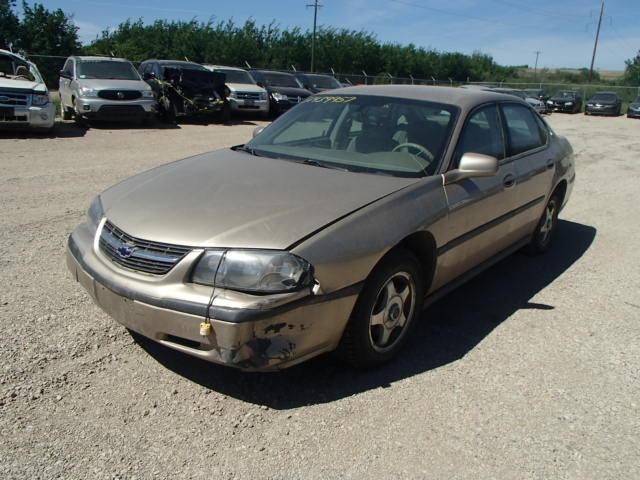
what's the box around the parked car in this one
[523,88,549,103]
[546,91,582,113]
[491,88,548,114]
[294,72,342,93]
[627,96,640,119]
[204,65,269,116]
[585,91,622,116]
[67,86,574,371]
[59,56,156,124]
[139,60,226,122]
[249,69,312,116]
[0,49,54,131]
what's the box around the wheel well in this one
[553,180,567,205]
[393,231,437,291]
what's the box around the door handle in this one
[546,160,555,170]
[503,174,516,189]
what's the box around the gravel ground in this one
[1,114,639,479]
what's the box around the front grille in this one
[98,90,142,101]
[97,105,145,117]
[99,221,191,275]
[0,91,29,107]
[237,92,261,100]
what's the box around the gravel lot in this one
[1,113,639,479]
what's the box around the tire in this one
[62,107,72,121]
[524,194,560,254]
[339,249,425,369]
[74,110,88,127]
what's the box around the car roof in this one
[325,85,522,109]
[592,91,617,95]
[251,69,297,76]
[73,56,130,62]
[205,65,248,71]
[144,59,203,67]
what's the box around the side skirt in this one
[422,236,532,310]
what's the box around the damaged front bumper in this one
[66,223,359,371]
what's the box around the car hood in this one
[100,149,418,249]
[629,103,640,109]
[267,86,312,97]
[0,77,46,93]
[587,98,617,105]
[227,83,265,94]
[525,97,543,106]
[76,79,150,91]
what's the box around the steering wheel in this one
[392,142,434,163]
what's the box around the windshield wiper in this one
[232,144,262,156]
[293,158,350,172]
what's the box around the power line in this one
[306,0,322,73]
[589,0,604,82]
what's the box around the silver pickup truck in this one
[0,49,55,132]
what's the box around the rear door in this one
[500,103,554,239]
[436,104,519,288]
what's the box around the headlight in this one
[564,102,574,106]
[192,250,314,293]
[272,92,288,101]
[547,100,553,104]
[87,196,104,230]
[141,90,154,98]
[228,91,237,99]
[79,87,98,98]
[31,94,50,106]
[587,103,594,107]
[259,92,268,100]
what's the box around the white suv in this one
[204,65,269,116]
[59,56,156,124]
[0,49,55,131]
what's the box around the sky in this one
[40,0,640,71]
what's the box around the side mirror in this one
[253,126,265,138]
[59,70,69,79]
[256,81,264,88]
[443,153,498,185]
[143,71,155,81]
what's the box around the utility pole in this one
[589,0,604,83]
[306,0,322,72]
[533,51,541,79]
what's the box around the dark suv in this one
[585,92,622,116]
[249,70,312,116]
[294,73,341,93]
[139,60,226,121]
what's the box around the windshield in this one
[245,95,458,178]
[77,60,140,80]
[555,91,576,99]
[262,73,302,88]
[0,54,44,83]
[217,69,255,84]
[591,93,617,101]
[634,97,640,104]
[306,75,340,89]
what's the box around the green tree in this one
[0,0,19,50]
[624,50,640,86]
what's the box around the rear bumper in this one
[66,223,358,371]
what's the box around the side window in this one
[501,104,544,156]
[454,105,505,166]
[62,59,72,77]
[534,114,549,144]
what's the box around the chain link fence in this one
[21,53,640,112]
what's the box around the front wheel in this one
[339,249,425,369]
[524,194,560,254]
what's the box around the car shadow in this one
[0,121,88,139]
[132,219,596,409]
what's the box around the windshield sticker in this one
[308,96,357,103]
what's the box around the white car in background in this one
[204,65,269,116]
[0,49,55,131]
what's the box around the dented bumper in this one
[66,224,358,371]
